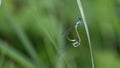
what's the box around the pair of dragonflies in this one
[62,18,82,47]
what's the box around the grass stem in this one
[76,0,95,68]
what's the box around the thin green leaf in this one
[76,0,95,68]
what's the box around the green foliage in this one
[0,0,120,68]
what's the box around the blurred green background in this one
[0,0,120,68]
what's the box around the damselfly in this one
[62,18,82,47]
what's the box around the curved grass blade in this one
[76,0,95,68]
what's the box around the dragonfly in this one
[62,18,82,47]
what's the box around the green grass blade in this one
[76,0,95,68]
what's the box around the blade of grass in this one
[76,0,95,68]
